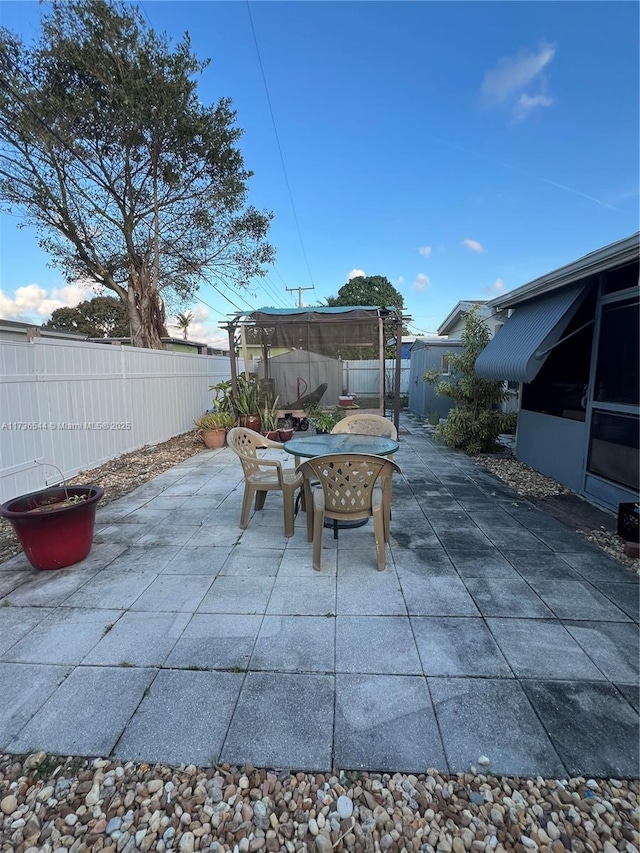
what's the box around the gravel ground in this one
[0,432,638,851]
[0,753,638,853]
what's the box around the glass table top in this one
[283,432,399,459]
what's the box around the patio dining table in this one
[283,432,399,531]
[282,432,399,459]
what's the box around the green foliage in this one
[44,296,129,338]
[176,312,194,340]
[325,275,404,309]
[210,380,233,413]
[423,307,510,454]
[0,0,274,348]
[502,411,518,435]
[260,398,280,432]
[324,275,406,358]
[307,405,345,433]
[193,411,235,431]
[230,375,261,416]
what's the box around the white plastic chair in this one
[227,427,302,537]
[331,414,398,538]
[331,413,397,439]
[296,453,401,571]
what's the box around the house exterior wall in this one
[484,239,639,514]
[516,410,586,493]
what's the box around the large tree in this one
[325,275,404,309]
[44,295,130,338]
[0,0,274,348]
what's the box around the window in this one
[602,261,639,296]
[521,285,596,420]
[594,296,639,406]
[441,354,450,374]
[588,411,639,491]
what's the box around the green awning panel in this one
[475,285,586,383]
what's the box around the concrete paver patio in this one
[0,416,638,777]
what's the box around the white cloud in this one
[391,276,404,287]
[417,246,432,257]
[347,268,366,280]
[461,239,485,254]
[413,274,431,292]
[167,305,223,344]
[481,43,555,120]
[482,278,505,296]
[513,93,553,122]
[0,281,92,322]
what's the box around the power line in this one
[245,2,316,293]
[258,274,290,308]
[286,285,315,308]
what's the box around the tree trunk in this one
[127,262,168,349]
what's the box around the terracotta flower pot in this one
[200,428,227,449]
[0,485,104,570]
[278,429,294,442]
[261,430,280,442]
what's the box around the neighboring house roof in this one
[410,336,458,351]
[475,232,639,383]
[0,318,87,340]
[486,232,639,310]
[437,301,490,336]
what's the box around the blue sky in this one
[0,1,638,345]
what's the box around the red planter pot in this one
[0,485,104,570]
[238,415,261,433]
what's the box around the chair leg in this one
[372,505,386,571]
[283,487,295,538]
[304,481,314,542]
[312,503,324,571]
[382,478,393,542]
[254,490,267,511]
[240,484,255,529]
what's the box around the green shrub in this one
[423,307,510,454]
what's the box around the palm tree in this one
[176,311,194,340]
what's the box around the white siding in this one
[0,339,231,502]
[343,359,410,395]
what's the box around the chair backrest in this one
[227,426,280,479]
[298,453,400,520]
[331,414,398,440]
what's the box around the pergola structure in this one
[221,306,408,432]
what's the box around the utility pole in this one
[286,285,315,308]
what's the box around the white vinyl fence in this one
[0,338,232,502]
[343,359,410,396]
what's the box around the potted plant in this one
[194,411,235,449]
[209,379,234,414]
[231,375,262,432]
[260,398,280,441]
[0,467,104,570]
[309,405,345,434]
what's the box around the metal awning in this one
[475,285,586,383]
